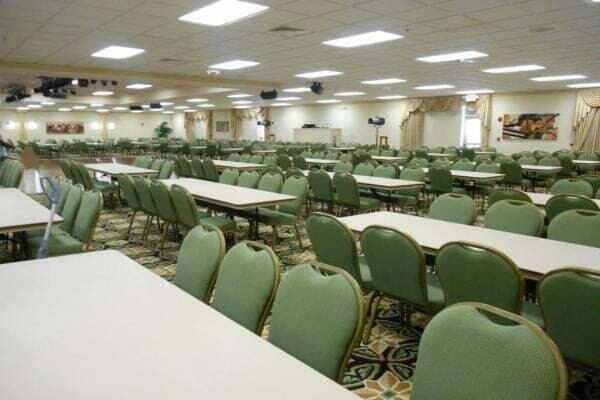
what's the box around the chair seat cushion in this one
[359,197,380,211]
[200,215,237,232]
[521,300,543,327]
[26,232,83,258]
[258,208,297,225]
[425,273,445,313]
[26,227,70,238]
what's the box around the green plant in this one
[155,121,173,138]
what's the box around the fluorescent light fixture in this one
[414,84,455,90]
[567,82,600,89]
[282,87,310,93]
[227,93,252,98]
[72,105,88,110]
[150,108,162,112]
[141,105,150,109]
[323,30,402,48]
[126,83,152,89]
[91,45,144,59]
[271,103,291,107]
[277,97,301,101]
[92,91,113,96]
[131,110,143,113]
[90,103,103,107]
[97,109,109,113]
[27,104,42,109]
[417,51,487,63]
[209,60,259,70]
[160,102,174,106]
[376,95,406,100]
[334,91,365,96]
[178,0,269,27]
[183,109,196,113]
[234,105,251,109]
[198,104,216,108]
[186,98,208,103]
[362,78,405,85]
[232,100,253,105]
[456,89,495,95]
[317,99,341,104]
[174,106,188,110]
[71,79,79,86]
[296,70,343,79]
[41,101,55,105]
[530,75,586,82]
[58,108,71,112]
[16,107,28,111]
[112,107,127,111]
[162,111,175,114]
[483,65,545,74]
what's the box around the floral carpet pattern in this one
[84,206,599,400]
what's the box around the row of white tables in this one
[527,192,600,208]
[0,250,359,400]
[85,162,158,177]
[340,211,600,278]
[212,160,266,171]
[301,170,424,191]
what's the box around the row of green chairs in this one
[0,159,23,188]
[26,181,103,257]
[59,160,120,206]
[133,156,174,179]
[173,225,364,383]
[226,153,264,164]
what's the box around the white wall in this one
[423,111,462,148]
[490,91,575,153]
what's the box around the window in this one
[256,125,266,141]
[460,105,482,148]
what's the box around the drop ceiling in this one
[1,0,600,111]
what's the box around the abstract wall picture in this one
[215,120,229,133]
[46,121,85,134]
[502,113,558,140]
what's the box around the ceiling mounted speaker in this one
[150,103,161,109]
[260,90,278,100]
[310,81,323,95]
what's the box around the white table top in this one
[427,152,454,158]
[371,156,407,163]
[161,178,295,209]
[0,250,359,400]
[420,168,505,181]
[573,159,600,166]
[190,145,207,150]
[306,158,340,165]
[221,147,244,153]
[252,149,277,154]
[85,163,157,176]
[527,192,600,208]
[0,188,63,233]
[340,211,600,277]
[475,151,496,155]
[520,164,562,173]
[212,160,266,171]
[37,143,59,148]
[330,147,356,151]
[302,170,424,190]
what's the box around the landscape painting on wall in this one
[46,121,85,135]
[502,113,559,140]
[215,121,229,133]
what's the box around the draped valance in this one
[573,89,600,151]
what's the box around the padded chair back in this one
[373,164,397,178]
[158,160,174,179]
[333,172,360,208]
[292,156,307,170]
[227,153,241,162]
[547,209,600,248]
[212,241,280,333]
[257,172,283,193]
[59,159,75,182]
[353,162,375,176]
[219,168,239,185]
[60,185,83,233]
[452,159,475,171]
[411,303,567,400]
[306,212,362,284]
[550,178,593,197]
[203,158,219,182]
[132,176,157,216]
[476,160,500,173]
[484,200,544,236]
[519,156,538,166]
[71,190,103,248]
[170,184,201,230]
[150,180,178,223]
[500,161,523,186]
[268,263,363,383]
[538,268,600,368]
[237,171,260,188]
[73,162,94,190]
[488,188,532,207]
[277,154,291,171]
[333,161,353,174]
[429,193,477,225]
[429,167,453,195]
[118,175,142,211]
[263,155,277,166]
[308,170,335,202]
[546,194,599,222]
[239,154,251,163]
[436,242,523,313]
[190,157,205,179]
[279,176,308,216]
[361,226,431,312]
[173,225,226,303]
[150,159,164,173]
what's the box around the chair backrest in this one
[500,161,523,186]
[150,180,178,222]
[132,176,157,215]
[218,168,239,185]
[277,154,291,170]
[73,162,95,190]
[360,226,432,312]
[211,241,280,334]
[333,161,353,174]
[118,175,141,211]
[488,188,532,207]
[408,157,429,168]
[227,153,241,162]
[150,159,164,172]
[436,242,523,312]
[373,164,397,178]
[410,303,567,400]
[71,190,103,248]
[237,171,260,188]
[545,194,599,222]
[250,154,263,164]
[292,156,307,170]
[257,172,283,193]
[550,178,593,197]
[55,180,73,215]
[538,268,600,368]
[429,166,453,194]
[239,154,251,163]
[173,225,226,303]
[60,184,83,234]
[400,166,425,182]
[263,155,277,166]
[519,156,538,166]
[333,173,360,208]
[203,158,219,182]
[158,160,174,179]
[279,176,308,216]
[268,263,364,383]
[59,159,75,182]
[306,212,362,284]
[308,170,335,202]
[484,200,544,236]
[429,193,477,225]
[476,160,500,173]
[190,157,205,179]
[353,162,375,176]
[170,184,201,230]
[452,159,475,171]
[547,209,600,248]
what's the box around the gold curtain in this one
[466,94,492,147]
[231,107,269,140]
[400,96,463,147]
[573,89,600,151]
[185,111,211,140]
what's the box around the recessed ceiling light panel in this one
[179,0,269,27]
[231,100,253,105]
[567,82,600,89]
[91,45,145,59]
[92,91,114,96]
[186,98,208,103]
[295,70,342,79]
[376,95,407,100]
[456,89,495,95]
[362,78,405,85]
[323,30,403,48]
[126,83,152,89]
[483,65,545,74]
[317,99,341,104]
[271,103,291,107]
[227,93,253,98]
[277,97,301,101]
[333,91,365,96]
[417,51,488,63]
[530,75,586,82]
[414,84,455,90]
[72,105,88,110]
[209,60,259,70]
[282,87,311,93]
[198,104,216,108]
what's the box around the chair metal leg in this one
[271,225,278,246]
[127,210,137,235]
[363,293,381,344]
[294,224,304,250]
[159,222,170,251]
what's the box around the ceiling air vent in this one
[159,58,184,63]
[268,26,304,35]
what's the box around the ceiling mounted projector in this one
[310,81,323,95]
[260,90,278,100]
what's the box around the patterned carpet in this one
[82,206,600,400]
